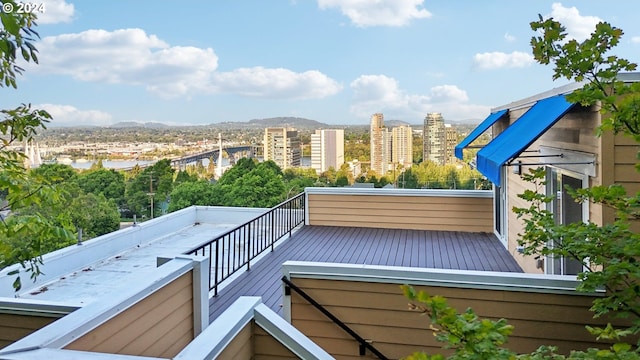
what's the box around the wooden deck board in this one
[209,225,522,320]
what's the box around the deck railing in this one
[185,193,305,296]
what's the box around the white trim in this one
[304,190,310,226]
[175,297,334,360]
[282,261,602,296]
[305,186,492,198]
[0,258,194,354]
[254,303,334,360]
[174,296,260,360]
[0,348,164,360]
[0,298,79,317]
[174,255,209,336]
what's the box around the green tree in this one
[76,168,126,209]
[217,157,256,186]
[404,14,640,360]
[219,161,285,208]
[124,159,175,218]
[0,5,75,290]
[69,191,120,239]
[168,180,220,212]
[30,163,77,184]
[520,15,640,341]
[174,169,198,185]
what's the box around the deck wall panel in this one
[65,271,194,358]
[289,277,621,359]
[307,194,493,233]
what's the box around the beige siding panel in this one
[215,322,253,360]
[614,145,639,164]
[0,314,59,349]
[506,171,542,274]
[307,194,493,233]
[65,271,194,358]
[614,134,639,146]
[536,107,600,155]
[253,323,299,360]
[289,277,620,358]
[614,164,639,183]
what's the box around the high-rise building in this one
[444,124,458,165]
[423,113,445,165]
[370,113,390,175]
[263,127,301,169]
[423,113,457,166]
[391,125,413,168]
[311,129,345,174]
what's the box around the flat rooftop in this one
[0,206,267,306]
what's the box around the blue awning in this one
[454,109,508,160]
[476,95,574,185]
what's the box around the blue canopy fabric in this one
[454,109,508,160]
[476,95,574,186]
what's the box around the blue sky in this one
[5,0,640,126]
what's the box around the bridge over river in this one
[120,144,260,171]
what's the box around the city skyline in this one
[4,1,640,127]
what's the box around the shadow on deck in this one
[209,225,522,321]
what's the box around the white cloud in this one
[33,28,217,98]
[38,0,74,24]
[31,28,341,100]
[549,3,601,42]
[473,51,534,70]
[317,0,431,27]
[38,104,113,126]
[212,67,342,99]
[632,36,640,44]
[349,75,489,121]
[504,32,516,42]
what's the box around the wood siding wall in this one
[65,271,194,358]
[307,193,493,233]
[289,277,619,359]
[215,322,253,360]
[214,321,299,360]
[253,323,299,360]
[0,313,60,349]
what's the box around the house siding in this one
[65,271,194,358]
[213,321,300,360]
[253,322,299,360]
[0,313,60,349]
[307,193,493,233]
[215,322,253,360]
[289,277,620,359]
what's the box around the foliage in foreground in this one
[0,4,76,290]
[402,12,640,360]
[402,285,639,360]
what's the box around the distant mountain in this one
[217,117,330,129]
[109,122,169,128]
[385,120,411,127]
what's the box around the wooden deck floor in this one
[208,225,522,320]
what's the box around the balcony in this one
[1,187,559,359]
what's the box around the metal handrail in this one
[282,276,389,360]
[185,193,305,295]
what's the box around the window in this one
[545,167,587,275]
